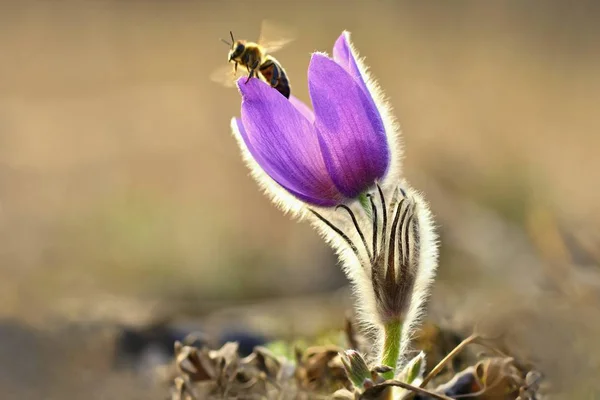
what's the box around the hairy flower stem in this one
[381,319,402,379]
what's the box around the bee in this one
[210,20,295,99]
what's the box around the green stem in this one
[381,320,402,380]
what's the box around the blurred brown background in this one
[1,1,599,398]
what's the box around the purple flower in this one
[233,32,390,207]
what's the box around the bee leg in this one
[270,67,281,87]
[245,61,260,84]
[245,70,254,84]
[269,76,280,87]
[233,62,238,75]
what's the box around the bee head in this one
[228,41,246,62]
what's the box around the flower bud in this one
[340,350,371,389]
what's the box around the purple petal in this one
[333,32,367,91]
[235,118,329,205]
[237,78,343,206]
[289,95,315,123]
[308,54,389,198]
[333,32,379,130]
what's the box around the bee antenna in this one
[220,38,231,46]
[230,30,235,43]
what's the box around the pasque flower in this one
[232,32,391,206]
[230,31,438,382]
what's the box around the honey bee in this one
[210,20,295,99]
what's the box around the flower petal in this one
[333,32,380,132]
[308,54,389,198]
[237,78,343,206]
[289,95,315,123]
[333,32,366,90]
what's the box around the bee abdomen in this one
[277,74,291,99]
[259,57,291,99]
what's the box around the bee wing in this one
[209,64,245,88]
[257,19,297,54]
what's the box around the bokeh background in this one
[1,1,599,398]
